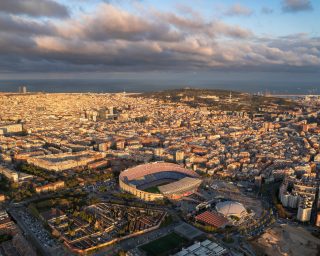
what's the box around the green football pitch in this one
[140,232,186,256]
[143,186,161,193]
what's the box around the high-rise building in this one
[175,150,184,162]
[18,86,27,93]
[288,194,299,208]
[297,197,312,222]
[108,106,114,115]
[280,192,289,207]
[83,107,116,121]
[316,212,320,227]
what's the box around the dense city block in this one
[0,89,320,255]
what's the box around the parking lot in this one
[83,179,116,193]
[9,207,69,256]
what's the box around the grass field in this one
[143,186,161,193]
[140,232,186,256]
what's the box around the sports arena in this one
[119,162,202,201]
[215,201,247,218]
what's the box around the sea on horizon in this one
[0,78,320,95]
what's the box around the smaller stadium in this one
[119,162,202,201]
[215,201,247,218]
[215,201,249,224]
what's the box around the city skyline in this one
[0,0,319,87]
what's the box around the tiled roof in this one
[195,211,228,228]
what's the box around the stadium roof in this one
[215,201,246,217]
[158,177,202,195]
[120,162,199,181]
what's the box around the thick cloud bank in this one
[0,0,69,18]
[0,2,319,74]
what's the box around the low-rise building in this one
[195,211,229,228]
[174,239,227,256]
[35,181,65,193]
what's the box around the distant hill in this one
[131,88,299,112]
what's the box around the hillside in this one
[131,88,299,113]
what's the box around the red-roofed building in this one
[195,211,228,228]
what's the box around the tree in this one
[118,250,126,256]
[10,182,19,189]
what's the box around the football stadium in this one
[119,162,202,201]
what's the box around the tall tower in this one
[18,86,27,93]
[108,106,114,115]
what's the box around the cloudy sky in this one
[0,0,319,86]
